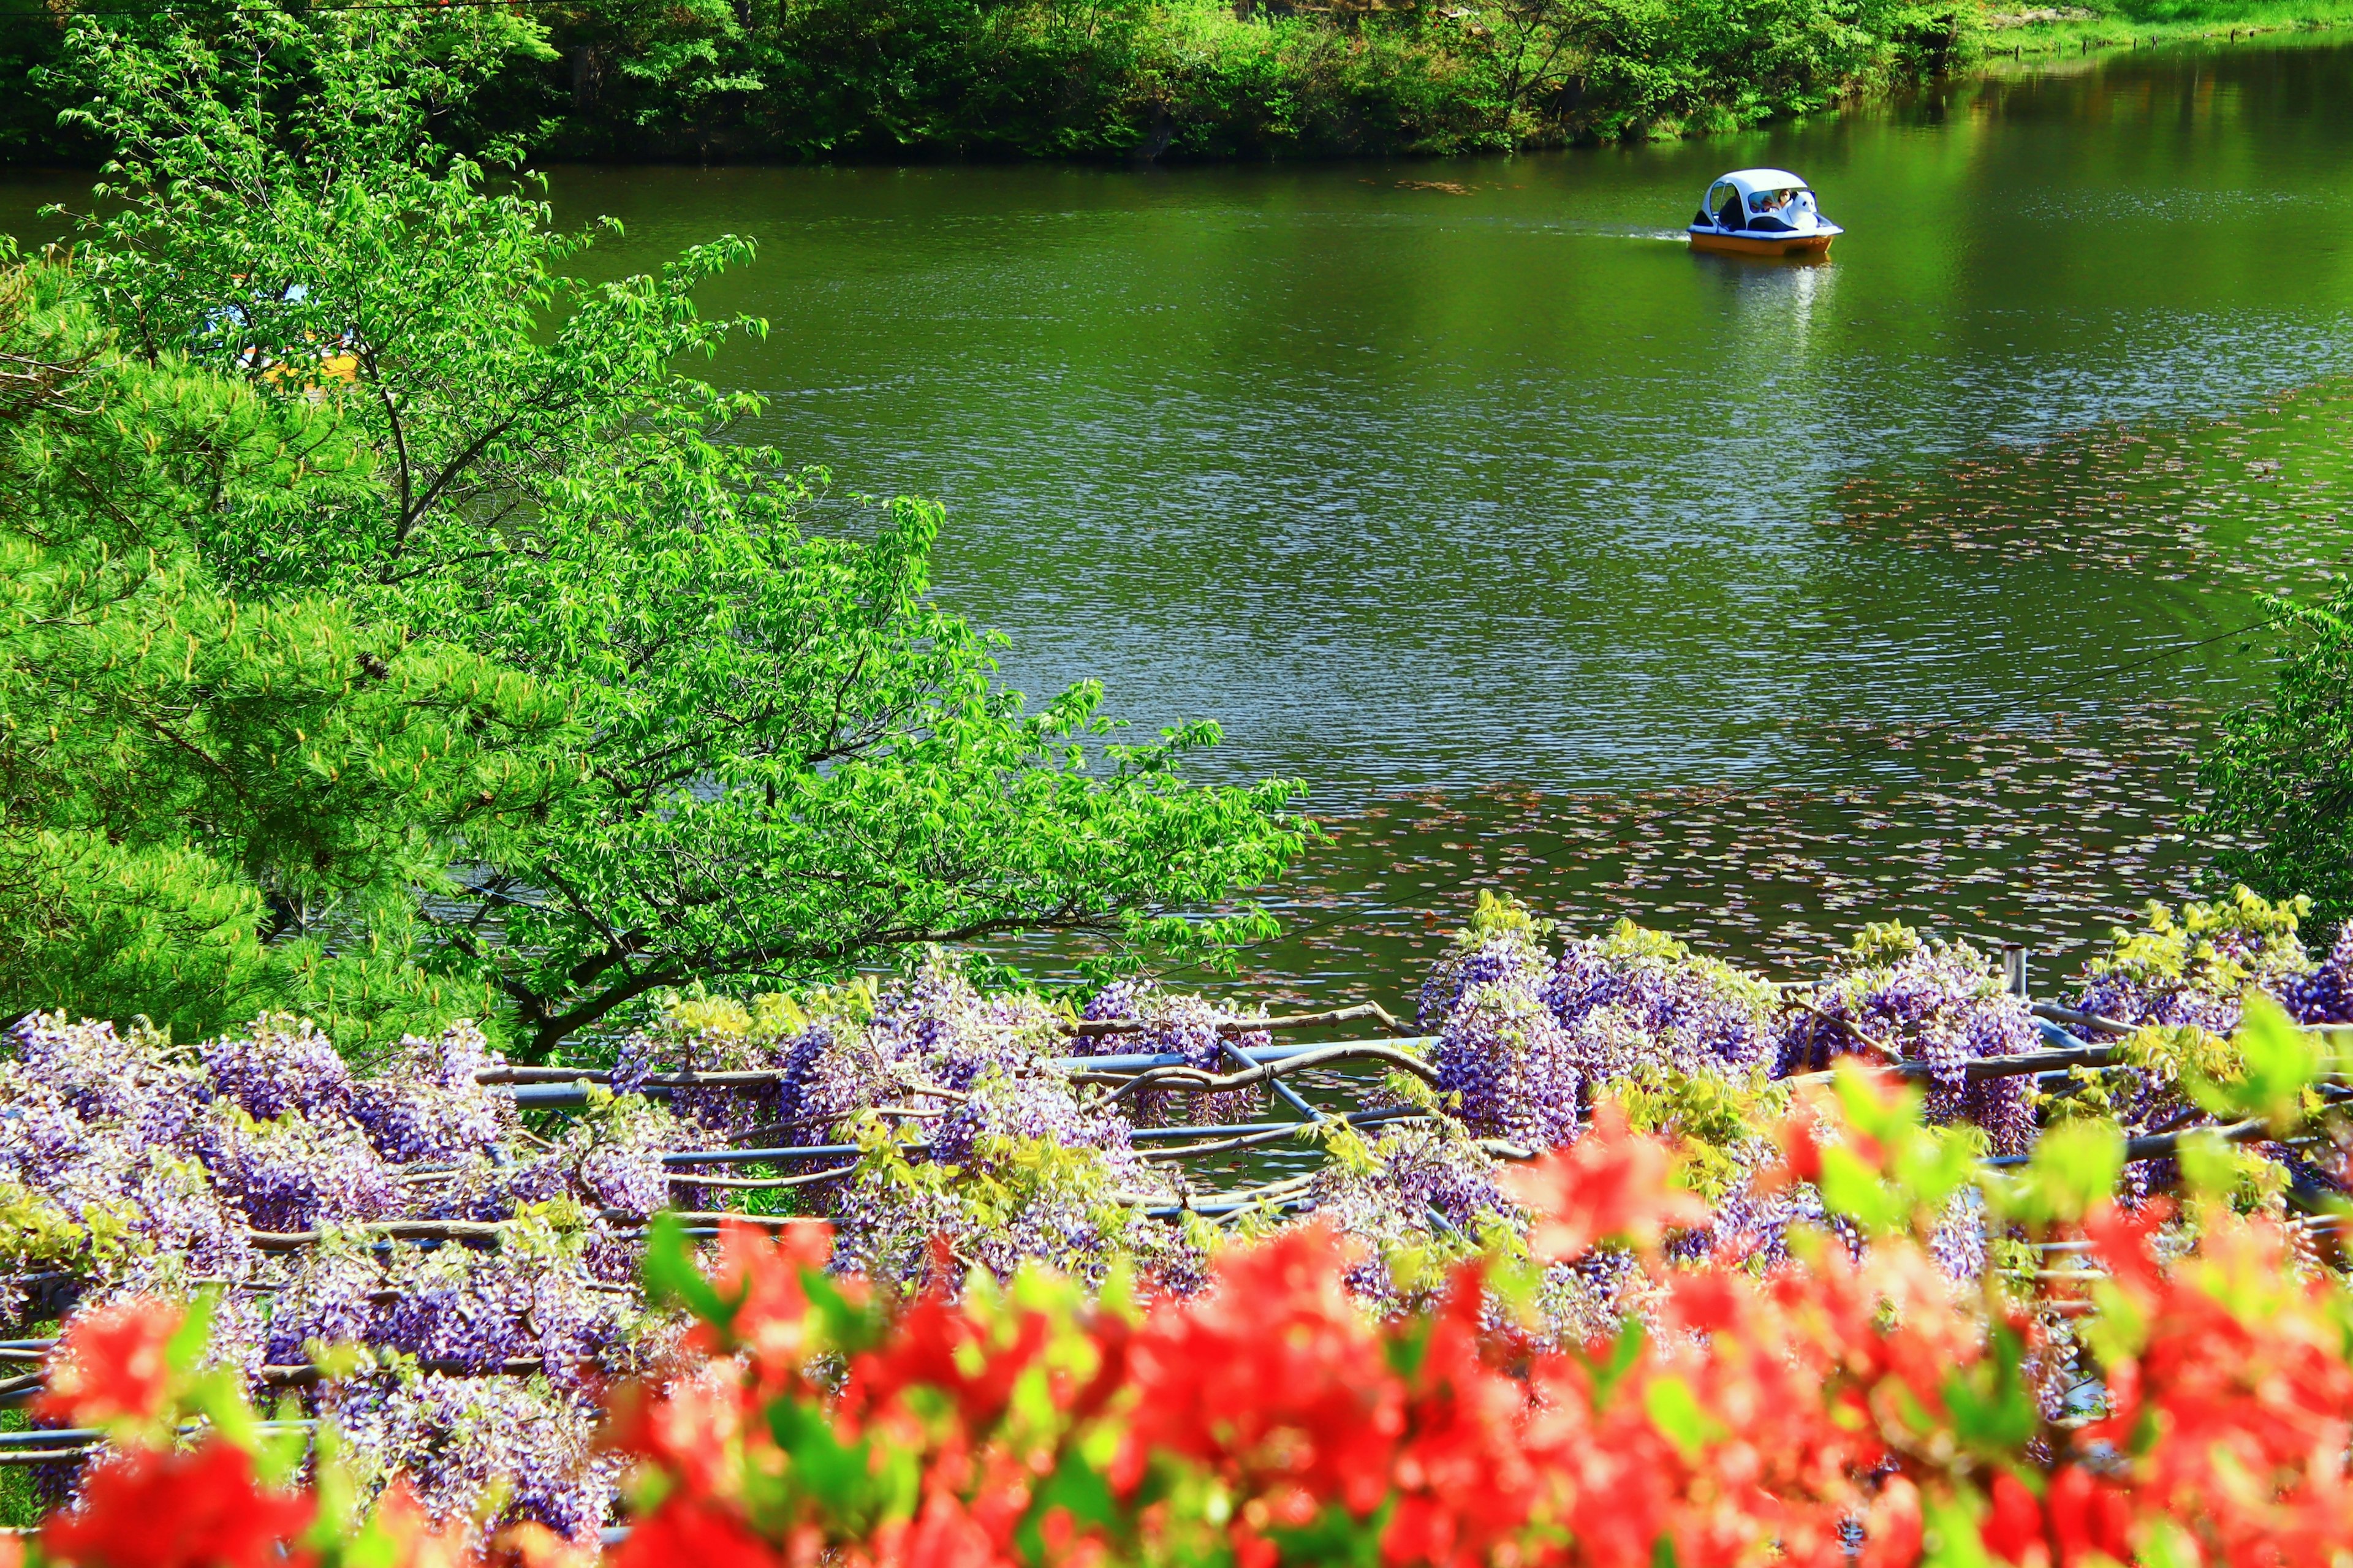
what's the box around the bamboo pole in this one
[1067,1002,1409,1038]
[1075,1042,1442,1105]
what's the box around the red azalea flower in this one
[41,1440,313,1568]
[1979,1472,2048,1567]
[610,1496,782,1568]
[38,1298,181,1428]
[1498,1101,1712,1260]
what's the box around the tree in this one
[2196,595,2353,939]
[54,7,1309,1057]
[0,251,582,1051]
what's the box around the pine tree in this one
[0,252,582,1053]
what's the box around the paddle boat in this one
[1688,169,1841,257]
[200,281,359,388]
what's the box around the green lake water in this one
[11,39,2353,1007]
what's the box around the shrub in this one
[17,1063,2353,1567]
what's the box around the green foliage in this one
[1617,1066,1786,1197]
[1455,888,1554,947]
[1991,1116,2123,1225]
[2199,596,2353,939]
[12,0,1976,168]
[1811,1062,1987,1235]
[47,9,1308,1056]
[2096,0,2349,23]
[2113,1021,2243,1088]
[2083,886,2314,1007]
[1600,915,1784,1031]
[1846,917,1927,966]
[2173,1126,2291,1211]
[0,12,81,164]
[2187,991,2322,1134]
[0,1178,121,1275]
[1642,1373,1725,1461]
[642,1209,742,1328]
[515,0,1974,156]
[1527,0,1969,142]
[0,254,581,1049]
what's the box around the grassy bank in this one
[1980,0,2353,56]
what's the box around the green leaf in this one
[766,1397,878,1521]
[24,13,1311,1059]
[1642,1374,1721,1461]
[165,1289,219,1376]
[1920,1488,1997,1568]
[1939,1324,2040,1453]
[1580,1318,1648,1407]
[1264,1498,1395,1568]
[2194,991,2322,1134]
[801,1263,887,1355]
[639,1210,737,1331]
[1998,1118,2124,1225]
[1816,1143,1904,1233]
[1384,1314,1435,1382]
[1016,1447,1125,1561]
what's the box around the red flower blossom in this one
[38,1298,181,1428]
[27,1078,2353,1568]
[368,1479,483,1568]
[611,1496,784,1568]
[40,1439,313,1568]
[692,1219,843,1388]
[1498,1101,1712,1260]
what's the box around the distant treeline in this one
[4,0,1976,164]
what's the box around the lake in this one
[12,38,2353,1004]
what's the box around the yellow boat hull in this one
[1688,229,1835,258]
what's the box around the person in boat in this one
[1743,189,1799,233]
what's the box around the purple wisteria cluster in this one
[611,960,1199,1290]
[1779,922,2038,1156]
[2066,890,2353,1199]
[13,883,2347,1539]
[1418,896,1783,1151]
[1081,982,1271,1128]
[320,1363,618,1540]
[1542,920,1781,1084]
[0,1013,657,1540]
[1308,1121,1517,1309]
[832,968,1190,1289]
[1404,901,2047,1299]
[1419,895,1583,1148]
[2282,922,2353,1024]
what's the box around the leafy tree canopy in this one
[46,7,1309,1057]
[2197,595,2353,937]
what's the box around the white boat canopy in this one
[1715,168,1811,196]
